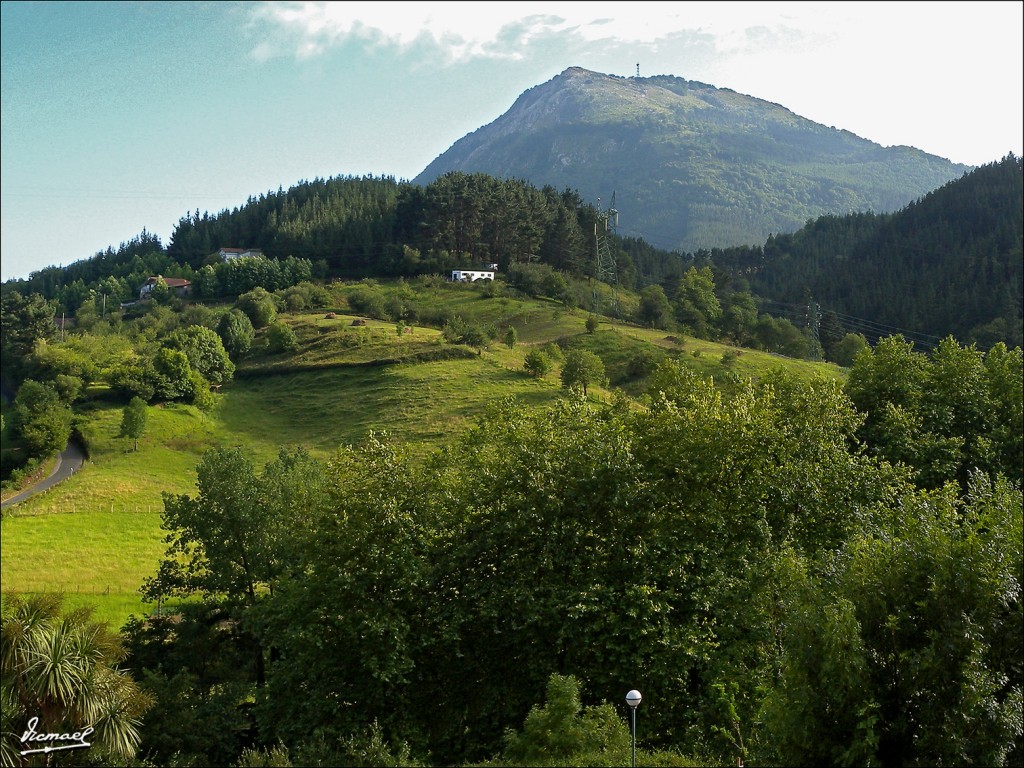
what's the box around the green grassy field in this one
[0,511,166,626]
[1,401,222,627]
[1,280,846,630]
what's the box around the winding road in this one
[0,438,86,511]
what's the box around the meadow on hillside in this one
[1,279,842,628]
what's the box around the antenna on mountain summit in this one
[636,62,640,77]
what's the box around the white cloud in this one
[248,2,568,62]
[248,1,1021,72]
[246,1,818,62]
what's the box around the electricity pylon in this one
[594,193,619,317]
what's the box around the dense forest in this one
[711,154,1024,349]
[3,174,619,309]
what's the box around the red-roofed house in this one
[139,276,192,300]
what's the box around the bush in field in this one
[268,322,299,354]
[218,309,255,360]
[524,350,552,379]
[236,287,278,329]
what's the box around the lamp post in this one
[626,689,642,768]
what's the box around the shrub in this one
[503,674,630,767]
[236,287,278,329]
[267,322,299,354]
[218,309,255,361]
[347,287,388,320]
[524,350,552,379]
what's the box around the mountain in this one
[413,67,972,254]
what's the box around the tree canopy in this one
[129,360,1021,766]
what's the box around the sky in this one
[2,1,1022,282]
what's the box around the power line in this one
[757,298,944,350]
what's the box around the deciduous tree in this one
[637,284,671,328]
[235,287,278,329]
[217,309,255,360]
[757,475,1023,767]
[119,396,148,451]
[846,335,1023,489]
[142,448,269,605]
[830,331,870,367]
[523,349,551,378]
[164,325,235,384]
[151,347,194,402]
[255,438,423,750]
[674,266,721,338]
[560,349,605,395]
[11,379,71,457]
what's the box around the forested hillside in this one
[5,155,1021,354]
[167,175,404,273]
[711,154,1024,349]
[4,173,627,310]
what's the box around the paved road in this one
[1,438,86,511]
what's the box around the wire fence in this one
[5,502,159,517]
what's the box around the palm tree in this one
[1,593,152,766]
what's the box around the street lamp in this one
[626,689,642,768]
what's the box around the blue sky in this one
[2,1,1022,282]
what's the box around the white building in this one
[218,247,263,262]
[450,263,498,282]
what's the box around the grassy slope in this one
[1,281,844,629]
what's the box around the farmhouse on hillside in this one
[139,276,191,300]
[217,247,263,262]
[450,263,498,282]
